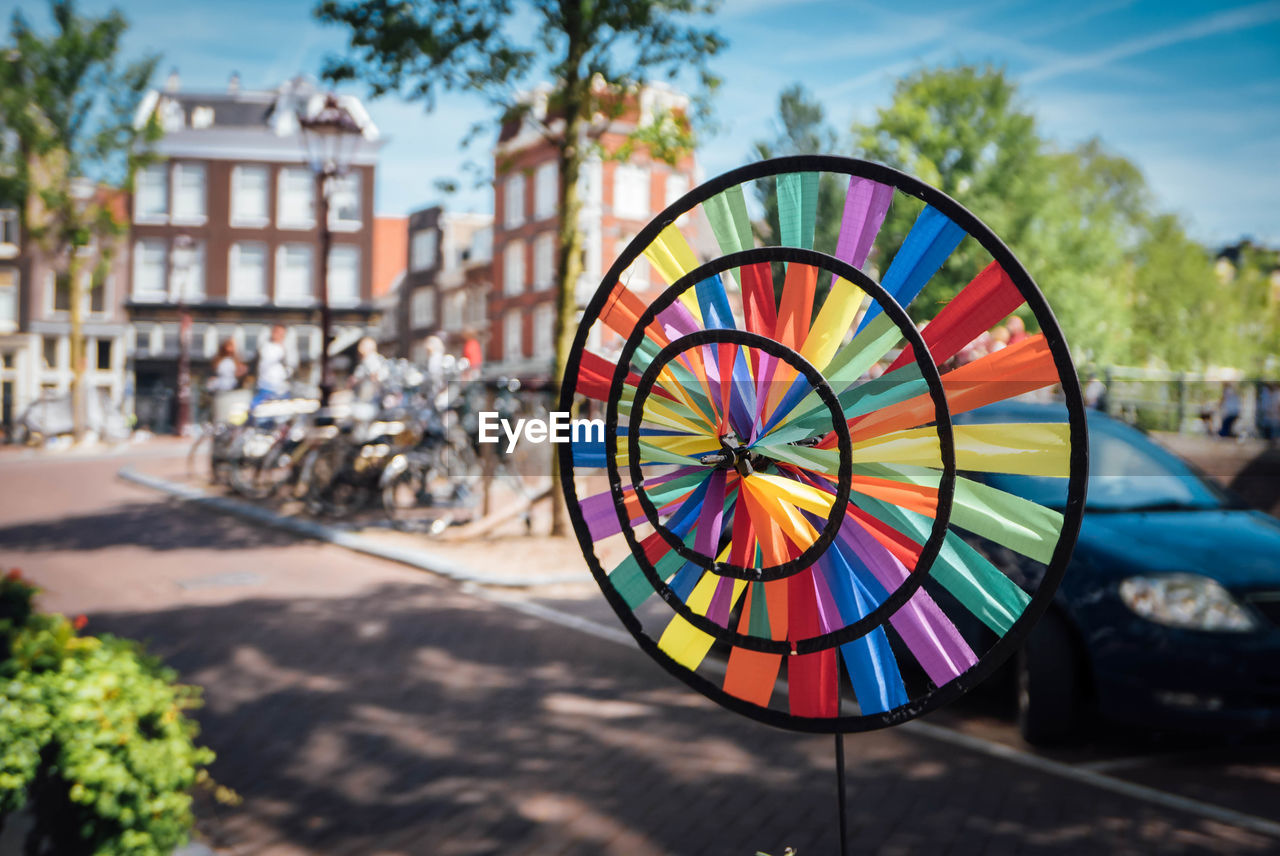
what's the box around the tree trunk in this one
[548,79,588,537]
[67,252,86,442]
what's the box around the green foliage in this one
[0,573,216,856]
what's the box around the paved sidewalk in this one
[2,451,1277,854]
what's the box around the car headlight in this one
[1119,574,1256,632]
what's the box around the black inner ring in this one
[628,328,852,581]
[603,248,958,656]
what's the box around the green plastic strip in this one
[778,171,819,250]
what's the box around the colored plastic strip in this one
[834,176,894,269]
[777,171,819,250]
[643,223,703,319]
[851,423,1071,476]
[888,260,1024,370]
[858,205,966,332]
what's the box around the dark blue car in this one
[957,402,1280,744]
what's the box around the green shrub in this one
[0,572,219,855]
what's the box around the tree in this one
[0,0,158,439]
[752,84,845,299]
[316,0,726,534]
[850,64,1158,365]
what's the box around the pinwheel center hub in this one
[701,433,765,477]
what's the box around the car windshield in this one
[981,416,1226,512]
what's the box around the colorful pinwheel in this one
[560,156,1087,731]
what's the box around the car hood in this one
[1079,509,1280,590]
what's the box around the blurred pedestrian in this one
[1084,373,1107,411]
[990,325,1010,352]
[206,339,244,393]
[1260,381,1280,442]
[1007,315,1028,345]
[253,324,293,409]
[1218,382,1241,438]
[349,336,389,403]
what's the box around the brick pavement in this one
[1,450,1276,855]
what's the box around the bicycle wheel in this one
[559,155,1087,732]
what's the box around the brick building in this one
[0,182,131,439]
[126,74,383,424]
[401,206,492,362]
[487,83,701,381]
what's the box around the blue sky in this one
[22,0,1280,245]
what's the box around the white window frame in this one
[503,310,522,362]
[503,239,525,296]
[613,164,650,221]
[134,164,168,223]
[274,244,314,305]
[0,267,18,330]
[228,242,268,304]
[172,162,207,224]
[277,167,315,230]
[328,244,360,306]
[0,208,19,257]
[533,232,554,292]
[532,303,553,358]
[169,241,206,302]
[503,173,525,229]
[443,290,466,332]
[231,165,270,227]
[132,239,168,302]
[411,287,435,329]
[328,172,361,230]
[665,172,689,208]
[534,162,557,221]
[410,229,438,272]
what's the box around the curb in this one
[117,467,588,588]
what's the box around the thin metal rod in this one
[835,732,848,856]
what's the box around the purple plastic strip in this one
[835,177,894,269]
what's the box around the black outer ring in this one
[627,328,853,581]
[557,155,1089,733]
[605,248,957,656]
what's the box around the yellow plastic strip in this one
[800,277,868,372]
[641,433,722,458]
[853,423,1072,477]
[743,471,837,516]
[643,224,703,319]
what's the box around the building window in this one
[503,239,524,296]
[42,336,59,369]
[620,235,650,289]
[278,168,315,228]
[232,165,269,224]
[275,244,313,304]
[329,245,360,305]
[614,164,649,220]
[503,310,522,362]
[533,233,554,292]
[503,173,525,228]
[169,241,205,301]
[411,287,435,328]
[0,209,18,252]
[532,303,553,358]
[132,239,168,301]
[132,324,154,357]
[172,163,206,222]
[228,242,267,303]
[51,272,72,313]
[534,162,557,221]
[0,268,16,327]
[665,172,688,208]
[410,229,438,271]
[134,164,168,221]
[443,290,465,331]
[329,172,361,228]
[89,270,109,314]
[96,338,112,371]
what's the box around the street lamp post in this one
[298,93,364,408]
[171,234,196,435]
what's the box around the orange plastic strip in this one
[888,261,1024,371]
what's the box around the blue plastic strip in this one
[695,273,737,330]
[858,205,965,332]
